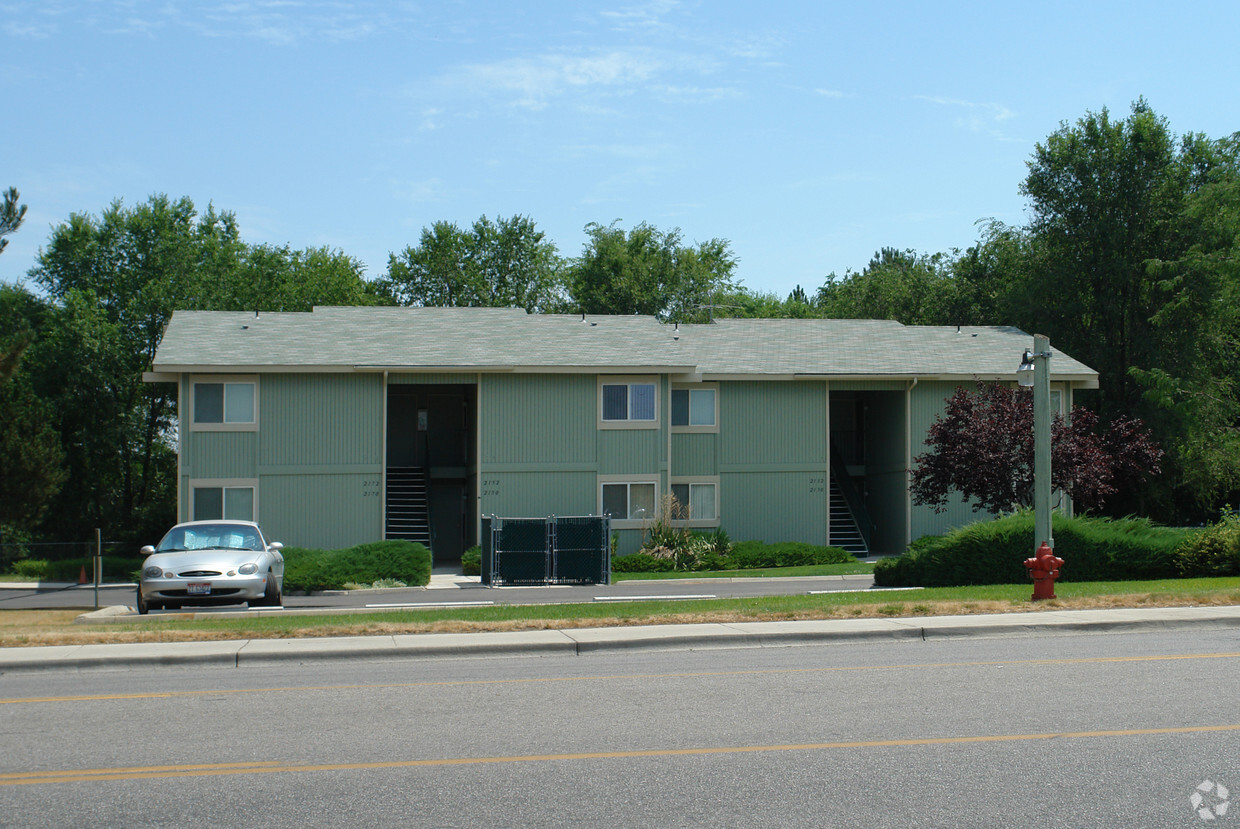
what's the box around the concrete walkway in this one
[4,605,1240,673]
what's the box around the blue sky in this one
[3,1,1238,299]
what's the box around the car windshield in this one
[155,524,264,553]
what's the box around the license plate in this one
[187,582,211,595]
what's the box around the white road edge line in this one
[593,595,718,602]
[365,601,497,608]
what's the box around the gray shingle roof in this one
[149,306,1097,384]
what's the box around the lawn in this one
[4,575,1240,648]
[611,562,875,580]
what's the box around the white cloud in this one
[452,50,663,109]
[598,0,681,33]
[394,177,444,204]
[916,95,1022,142]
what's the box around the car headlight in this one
[143,565,164,579]
[238,563,259,575]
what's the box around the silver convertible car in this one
[137,520,285,614]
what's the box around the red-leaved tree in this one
[910,383,1163,514]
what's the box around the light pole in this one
[1018,334,1053,553]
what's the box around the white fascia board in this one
[153,364,359,374]
[143,371,180,383]
[355,364,698,374]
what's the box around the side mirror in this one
[140,545,155,556]
[269,542,283,551]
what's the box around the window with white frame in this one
[671,481,718,525]
[192,377,257,430]
[600,480,657,524]
[599,378,657,427]
[191,481,256,521]
[671,385,717,430]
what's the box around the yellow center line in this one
[6,725,1240,787]
[4,651,1239,705]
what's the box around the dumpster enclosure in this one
[481,515,611,586]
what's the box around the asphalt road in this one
[3,628,1239,827]
[0,574,877,612]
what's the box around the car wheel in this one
[136,588,149,615]
[257,573,281,607]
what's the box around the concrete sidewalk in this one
[3,605,1240,673]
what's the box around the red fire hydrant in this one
[1024,542,1063,601]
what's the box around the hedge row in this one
[873,512,1193,587]
[7,556,144,582]
[613,540,855,573]
[282,540,432,592]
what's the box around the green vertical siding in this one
[259,472,383,550]
[671,433,717,477]
[259,374,382,467]
[717,382,828,545]
[185,432,258,479]
[721,471,827,544]
[720,382,826,467]
[598,430,663,475]
[479,471,596,518]
[481,374,596,466]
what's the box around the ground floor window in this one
[600,480,657,526]
[671,480,719,525]
[191,481,256,521]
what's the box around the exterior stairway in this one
[828,476,870,557]
[385,466,431,547]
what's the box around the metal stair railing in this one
[829,441,874,554]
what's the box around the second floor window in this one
[602,382,656,423]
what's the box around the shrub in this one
[18,556,145,582]
[615,539,854,573]
[873,512,1189,588]
[461,546,481,576]
[282,540,431,592]
[11,559,51,579]
[726,540,855,569]
[1174,513,1240,577]
[611,553,676,573]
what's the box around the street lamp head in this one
[1017,350,1035,387]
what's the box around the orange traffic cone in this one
[78,566,88,584]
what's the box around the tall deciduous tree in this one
[568,221,737,321]
[1020,100,1201,413]
[380,215,565,312]
[0,284,65,533]
[1017,101,1240,518]
[911,383,1162,515]
[26,194,376,542]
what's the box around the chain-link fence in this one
[0,535,140,583]
[481,515,611,586]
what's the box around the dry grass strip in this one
[3,591,1238,648]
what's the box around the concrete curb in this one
[4,606,1240,673]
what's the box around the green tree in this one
[815,247,963,325]
[568,221,737,321]
[0,285,65,532]
[1018,101,1240,518]
[27,194,376,542]
[0,187,25,255]
[1019,100,1194,413]
[1128,135,1240,513]
[379,215,565,312]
